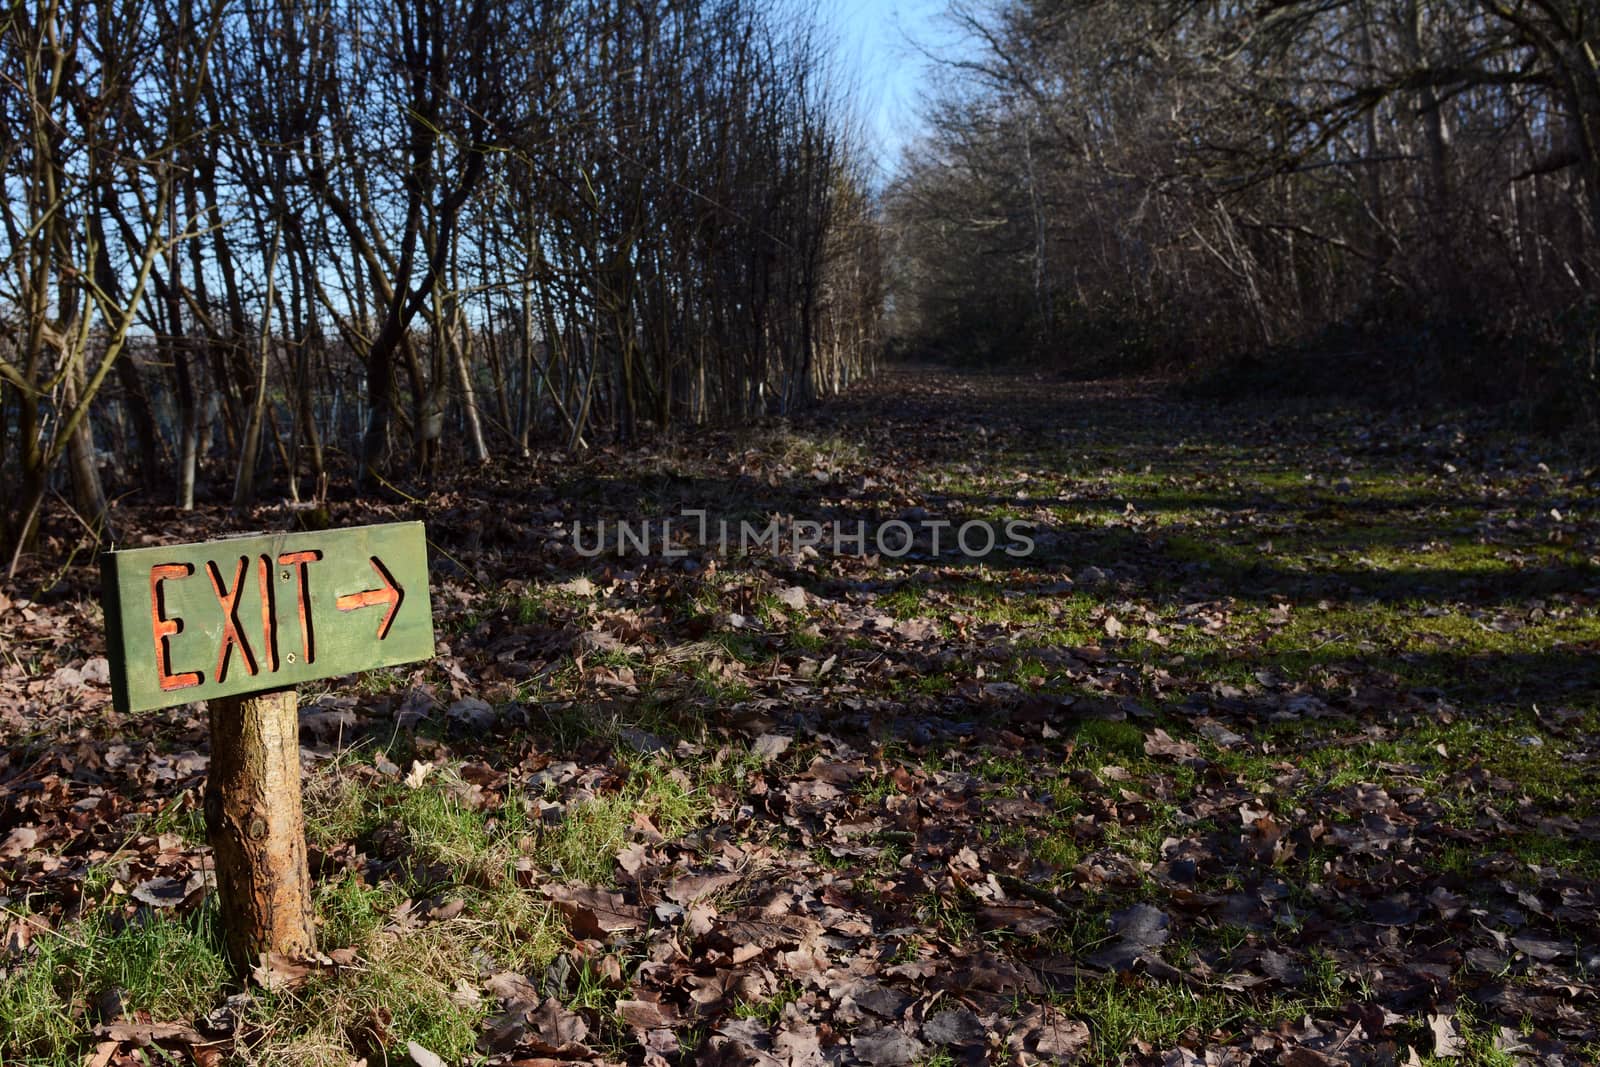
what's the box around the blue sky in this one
[810,0,954,183]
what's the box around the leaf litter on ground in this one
[3,369,1600,1065]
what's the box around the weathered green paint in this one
[101,522,434,714]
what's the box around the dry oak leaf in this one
[81,656,111,685]
[555,576,597,596]
[544,883,645,938]
[752,733,793,761]
[1087,903,1170,973]
[1279,1048,1345,1067]
[1,825,39,857]
[696,1034,783,1067]
[1143,729,1200,761]
[617,994,678,1030]
[922,1008,986,1048]
[249,952,339,991]
[406,1041,448,1067]
[774,1022,827,1067]
[528,996,590,1050]
[486,970,541,1006]
[1430,1012,1465,1058]
[664,871,742,905]
[709,912,825,951]
[404,760,435,789]
[83,1041,119,1067]
[1030,1012,1091,1060]
[616,840,652,875]
[94,1021,205,1045]
[130,876,190,909]
[852,1026,924,1066]
[892,618,939,642]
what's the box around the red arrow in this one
[336,556,404,639]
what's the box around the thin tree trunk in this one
[519,283,536,454]
[233,226,282,510]
[176,350,200,510]
[1405,0,1457,314]
[64,362,109,538]
[449,302,490,464]
[6,463,48,578]
[1358,0,1390,294]
[114,357,162,489]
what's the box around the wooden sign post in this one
[101,521,434,968]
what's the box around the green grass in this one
[732,980,803,1025]
[1068,975,1245,1061]
[786,625,826,652]
[1061,945,1360,1067]
[685,659,754,703]
[877,586,929,619]
[1425,1003,1531,1066]
[0,899,230,1066]
[139,793,209,846]
[916,887,977,943]
[239,921,492,1066]
[320,871,409,946]
[529,757,711,885]
[4,751,703,1066]
[1073,719,1148,760]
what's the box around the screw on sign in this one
[101,521,434,968]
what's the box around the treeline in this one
[889,1,1599,397]
[0,0,884,564]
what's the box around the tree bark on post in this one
[205,687,316,970]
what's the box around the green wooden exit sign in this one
[101,521,435,714]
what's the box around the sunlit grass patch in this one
[708,631,762,664]
[341,753,716,895]
[770,429,866,472]
[916,886,977,942]
[1034,832,1084,871]
[1421,831,1600,884]
[786,625,826,652]
[1063,948,1361,1067]
[1073,719,1147,760]
[732,979,804,1025]
[527,757,711,885]
[1067,974,1246,1062]
[306,767,383,852]
[0,897,231,1067]
[684,660,754,704]
[237,766,574,1063]
[876,585,931,619]
[139,792,209,848]
[319,871,408,947]
[975,753,1032,786]
[239,922,489,1066]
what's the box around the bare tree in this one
[888,0,1599,395]
[0,0,209,564]
[2,0,886,562]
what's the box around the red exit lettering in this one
[148,550,324,683]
